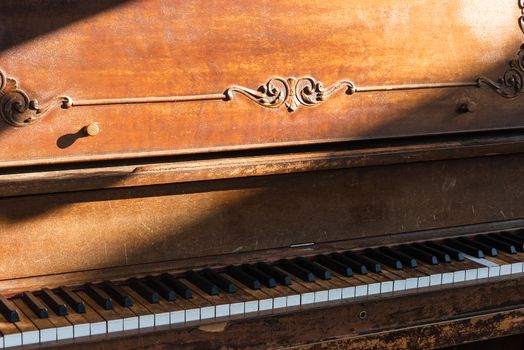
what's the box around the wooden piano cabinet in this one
[0,1,523,167]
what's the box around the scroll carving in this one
[0,70,43,127]
[225,77,356,112]
[477,1,524,98]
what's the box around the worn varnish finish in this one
[0,1,522,166]
[0,152,523,280]
[32,275,524,350]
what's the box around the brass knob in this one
[84,122,100,136]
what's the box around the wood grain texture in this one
[0,1,522,166]
[0,152,523,281]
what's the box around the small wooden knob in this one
[85,122,100,136]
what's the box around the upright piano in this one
[1,1,524,348]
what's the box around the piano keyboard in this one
[1,231,524,348]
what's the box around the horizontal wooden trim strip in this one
[2,131,524,198]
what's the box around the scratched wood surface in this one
[0,151,523,281]
[0,0,522,167]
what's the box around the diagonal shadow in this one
[0,0,130,52]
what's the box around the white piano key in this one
[244,300,258,313]
[405,278,418,290]
[215,304,230,318]
[155,312,170,326]
[380,281,393,293]
[342,286,355,299]
[465,269,477,281]
[107,319,123,333]
[0,336,3,349]
[499,264,512,276]
[355,285,367,297]
[259,299,273,311]
[368,283,381,295]
[185,308,200,322]
[139,314,155,328]
[200,306,215,320]
[73,323,90,338]
[301,292,315,305]
[417,276,430,288]
[230,302,245,315]
[56,325,74,340]
[3,333,22,348]
[489,266,500,278]
[442,272,454,285]
[328,288,342,301]
[273,297,286,309]
[453,270,465,283]
[39,328,57,343]
[511,262,523,274]
[90,321,107,335]
[286,295,300,307]
[477,267,489,279]
[123,316,139,331]
[464,255,498,267]
[393,279,406,292]
[21,330,39,345]
[314,290,329,303]
[170,310,185,324]
[429,274,442,286]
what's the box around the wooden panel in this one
[0,1,523,166]
[0,153,523,280]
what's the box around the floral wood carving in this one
[0,70,43,126]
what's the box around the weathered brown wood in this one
[0,152,523,281]
[0,1,522,167]
[31,274,524,350]
[1,130,524,198]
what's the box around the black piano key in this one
[186,271,219,296]
[364,248,403,270]
[161,274,193,299]
[476,235,516,254]
[226,266,260,290]
[129,278,159,304]
[85,283,113,310]
[40,288,68,316]
[399,245,438,265]
[457,237,497,257]
[343,251,381,273]
[495,233,524,251]
[102,281,133,307]
[412,243,451,263]
[241,265,277,288]
[203,269,236,293]
[146,276,176,301]
[255,262,292,286]
[58,286,86,313]
[379,247,418,268]
[22,292,48,318]
[295,257,332,280]
[500,231,524,245]
[278,259,316,282]
[316,255,353,276]
[444,239,484,258]
[330,253,368,274]
[0,295,19,323]
[426,242,464,261]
